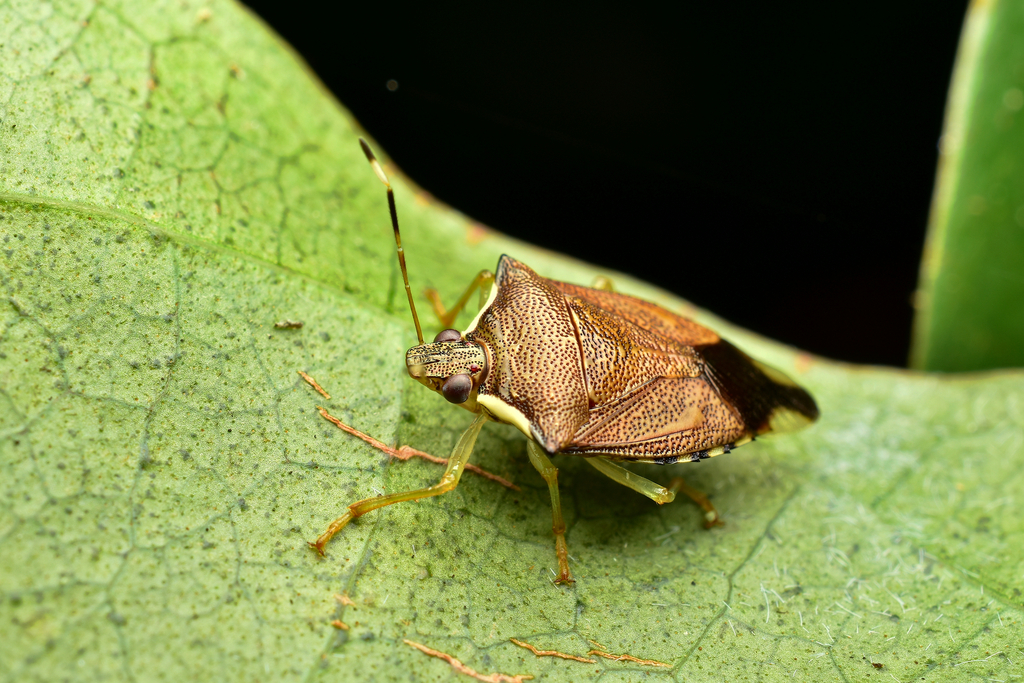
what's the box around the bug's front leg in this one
[424,269,494,328]
[525,441,574,585]
[309,413,488,555]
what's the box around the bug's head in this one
[406,328,489,406]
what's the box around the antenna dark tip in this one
[360,137,392,189]
[359,137,374,162]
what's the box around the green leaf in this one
[912,0,1024,371]
[1,2,1022,682]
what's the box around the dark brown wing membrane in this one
[696,340,819,435]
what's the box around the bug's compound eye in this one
[434,328,462,343]
[441,374,473,404]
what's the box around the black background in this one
[242,2,968,367]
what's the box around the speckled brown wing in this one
[552,280,720,347]
[564,295,704,404]
[565,376,749,460]
[555,279,818,461]
[563,340,819,461]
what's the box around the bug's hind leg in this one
[425,269,495,328]
[309,413,488,555]
[525,441,574,585]
[587,457,723,527]
[667,477,723,528]
[586,457,675,503]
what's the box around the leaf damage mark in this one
[403,639,533,683]
[298,369,330,399]
[509,638,596,663]
[585,640,670,668]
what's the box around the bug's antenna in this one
[360,138,424,345]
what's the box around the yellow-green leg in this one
[310,413,488,555]
[586,457,675,503]
[525,441,574,585]
[425,269,495,328]
[587,457,722,526]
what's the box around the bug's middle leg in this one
[309,413,488,555]
[525,440,574,585]
[425,269,495,328]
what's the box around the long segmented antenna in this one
[360,138,424,345]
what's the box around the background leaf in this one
[1,2,1022,682]
[912,0,1024,371]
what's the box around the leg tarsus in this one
[310,510,354,555]
[526,441,575,585]
[668,476,723,528]
[553,535,573,585]
[309,413,488,555]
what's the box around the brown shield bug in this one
[309,140,819,584]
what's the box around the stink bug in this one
[310,140,819,584]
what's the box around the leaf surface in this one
[0,2,1022,682]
